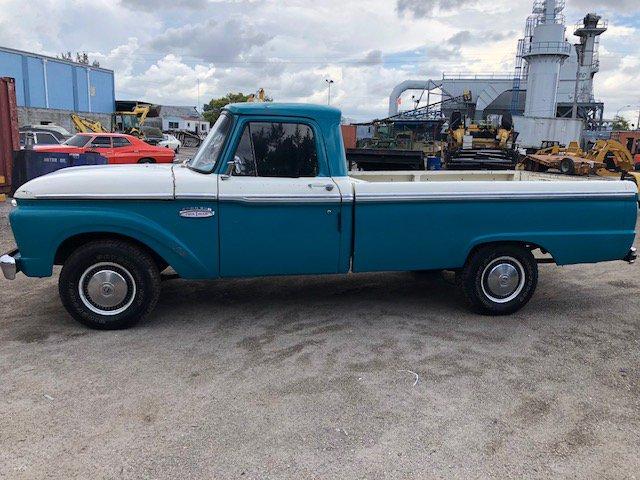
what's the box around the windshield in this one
[64,134,92,147]
[188,113,232,172]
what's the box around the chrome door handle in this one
[308,183,334,191]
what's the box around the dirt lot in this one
[174,146,199,163]
[1,198,639,479]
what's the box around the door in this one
[87,135,114,162]
[218,120,342,277]
[111,136,136,164]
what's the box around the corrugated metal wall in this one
[0,77,19,193]
[0,47,115,114]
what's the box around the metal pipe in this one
[86,68,92,113]
[388,80,442,116]
[42,59,49,108]
[572,44,583,119]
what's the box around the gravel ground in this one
[174,146,199,163]
[1,198,639,479]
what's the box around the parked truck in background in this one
[2,103,637,329]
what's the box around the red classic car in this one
[35,133,176,164]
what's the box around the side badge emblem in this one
[179,207,215,219]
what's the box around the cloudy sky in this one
[1,0,638,123]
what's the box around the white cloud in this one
[0,0,637,121]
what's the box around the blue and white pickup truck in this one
[2,103,638,329]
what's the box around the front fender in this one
[10,200,219,279]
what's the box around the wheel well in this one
[54,232,169,271]
[138,157,156,163]
[467,241,553,263]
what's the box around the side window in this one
[113,137,132,148]
[36,133,56,144]
[91,136,112,148]
[231,122,318,178]
[232,126,257,176]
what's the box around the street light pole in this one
[615,104,631,118]
[325,79,334,105]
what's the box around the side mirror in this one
[221,160,236,180]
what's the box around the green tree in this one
[612,115,631,131]
[203,92,272,124]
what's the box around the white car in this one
[158,134,182,152]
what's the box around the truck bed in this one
[349,170,616,183]
[347,169,638,273]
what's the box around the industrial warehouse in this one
[0,1,639,479]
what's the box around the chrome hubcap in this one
[481,257,525,304]
[79,263,136,315]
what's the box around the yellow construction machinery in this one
[522,139,640,185]
[70,105,152,137]
[70,113,106,134]
[445,113,519,170]
[112,105,151,137]
[247,88,267,103]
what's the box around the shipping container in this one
[0,77,19,193]
[341,124,357,150]
[611,131,640,156]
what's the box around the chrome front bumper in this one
[1,250,19,280]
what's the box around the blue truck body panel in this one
[219,201,344,277]
[10,200,219,279]
[353,197,637,272]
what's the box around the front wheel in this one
[457,244,538,315]
[59,240,161,329]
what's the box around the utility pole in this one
[197,79,200,113]
[325,79,334,105]
[615,104,631,122]
[636,104,640,130]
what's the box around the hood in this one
[14,164,175,200]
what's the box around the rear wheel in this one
[59,240,161,329]
[560,158,575,175]
[457,244,538,315]
[138,158,155,164]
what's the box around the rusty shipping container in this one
[0,77,19,193]
[341,124,357,150]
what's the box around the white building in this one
[157,105,209,134]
